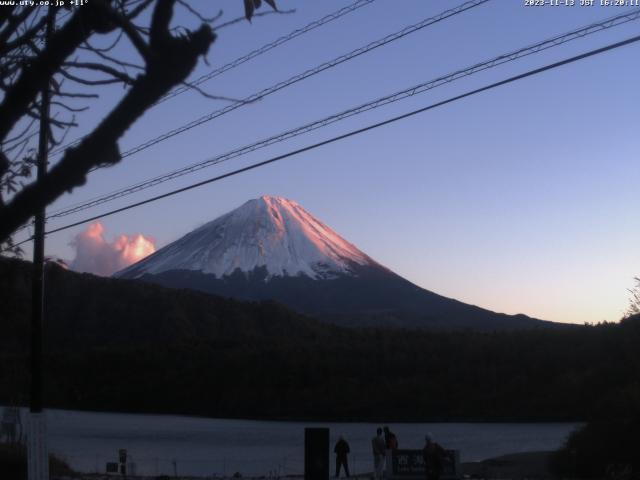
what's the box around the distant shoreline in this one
[1,404,588,425]
[3,434,558,480]
[462,451,554,478]
[42,452,556,480]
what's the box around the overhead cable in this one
[48,0,378,155]
[49,0,490,160]
[158,0,378,104]
[45,8,640,221]
[32,33,640,241]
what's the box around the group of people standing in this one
[371,426,398,480]
[334,426,446,480]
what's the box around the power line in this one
[44,8,640,221]
[4,235,34,251]
[48,0,377,156]
[5,31,639,252]
[48,0,490,161]
[3,234,34,251]
[157,0,377,104]
[117,0,490,159]
[35,33,640,239]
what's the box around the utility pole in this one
[28,8,54,480]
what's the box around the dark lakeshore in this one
[0,440,567,480]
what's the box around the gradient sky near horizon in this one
[12,0,640,324]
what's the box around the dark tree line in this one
[1,257,639,423]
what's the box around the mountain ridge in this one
[117,195,551,330]
[136,264,547,330]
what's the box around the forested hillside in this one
[2,258,639,422]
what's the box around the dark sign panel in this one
[390,449,459,478]
[392,450,425,475]
[304,427,329,480]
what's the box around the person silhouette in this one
[422,433,446,480]
[334,435,351,477]
[383,426,398,451]
[372,428,386,480]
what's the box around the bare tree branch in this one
[1,14,48,56]
[64,61,136,81]
[50,101,90,113]
[125,0,156,20]
[55,91,100,99]
[60,68,128,86]
[0,0,216,241]
[215,8,294,31]
[104,9,152,62]
[177,1,223,24]
[0,7,36,51]
[0,2,116,141]
[0,0,279,246]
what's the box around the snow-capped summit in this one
[115,195,549,331]
[115,195,379,280]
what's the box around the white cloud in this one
[69,222,156,276]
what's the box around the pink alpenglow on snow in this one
[70,221,156,277]
[115,195,380,279]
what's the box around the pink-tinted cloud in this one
[69,222,156,276]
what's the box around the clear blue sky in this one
[17,0,640,324]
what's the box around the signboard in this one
[386,449,460,480]
[304,428,329,480]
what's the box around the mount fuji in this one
[115,196,548,330]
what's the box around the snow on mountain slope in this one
[115,196,380,280]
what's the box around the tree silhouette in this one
[0,0,277,248]
[626,276,640,317]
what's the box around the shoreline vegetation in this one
[2,259,639,423]
[0,442,73,478]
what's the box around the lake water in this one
[3,407,581,477]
